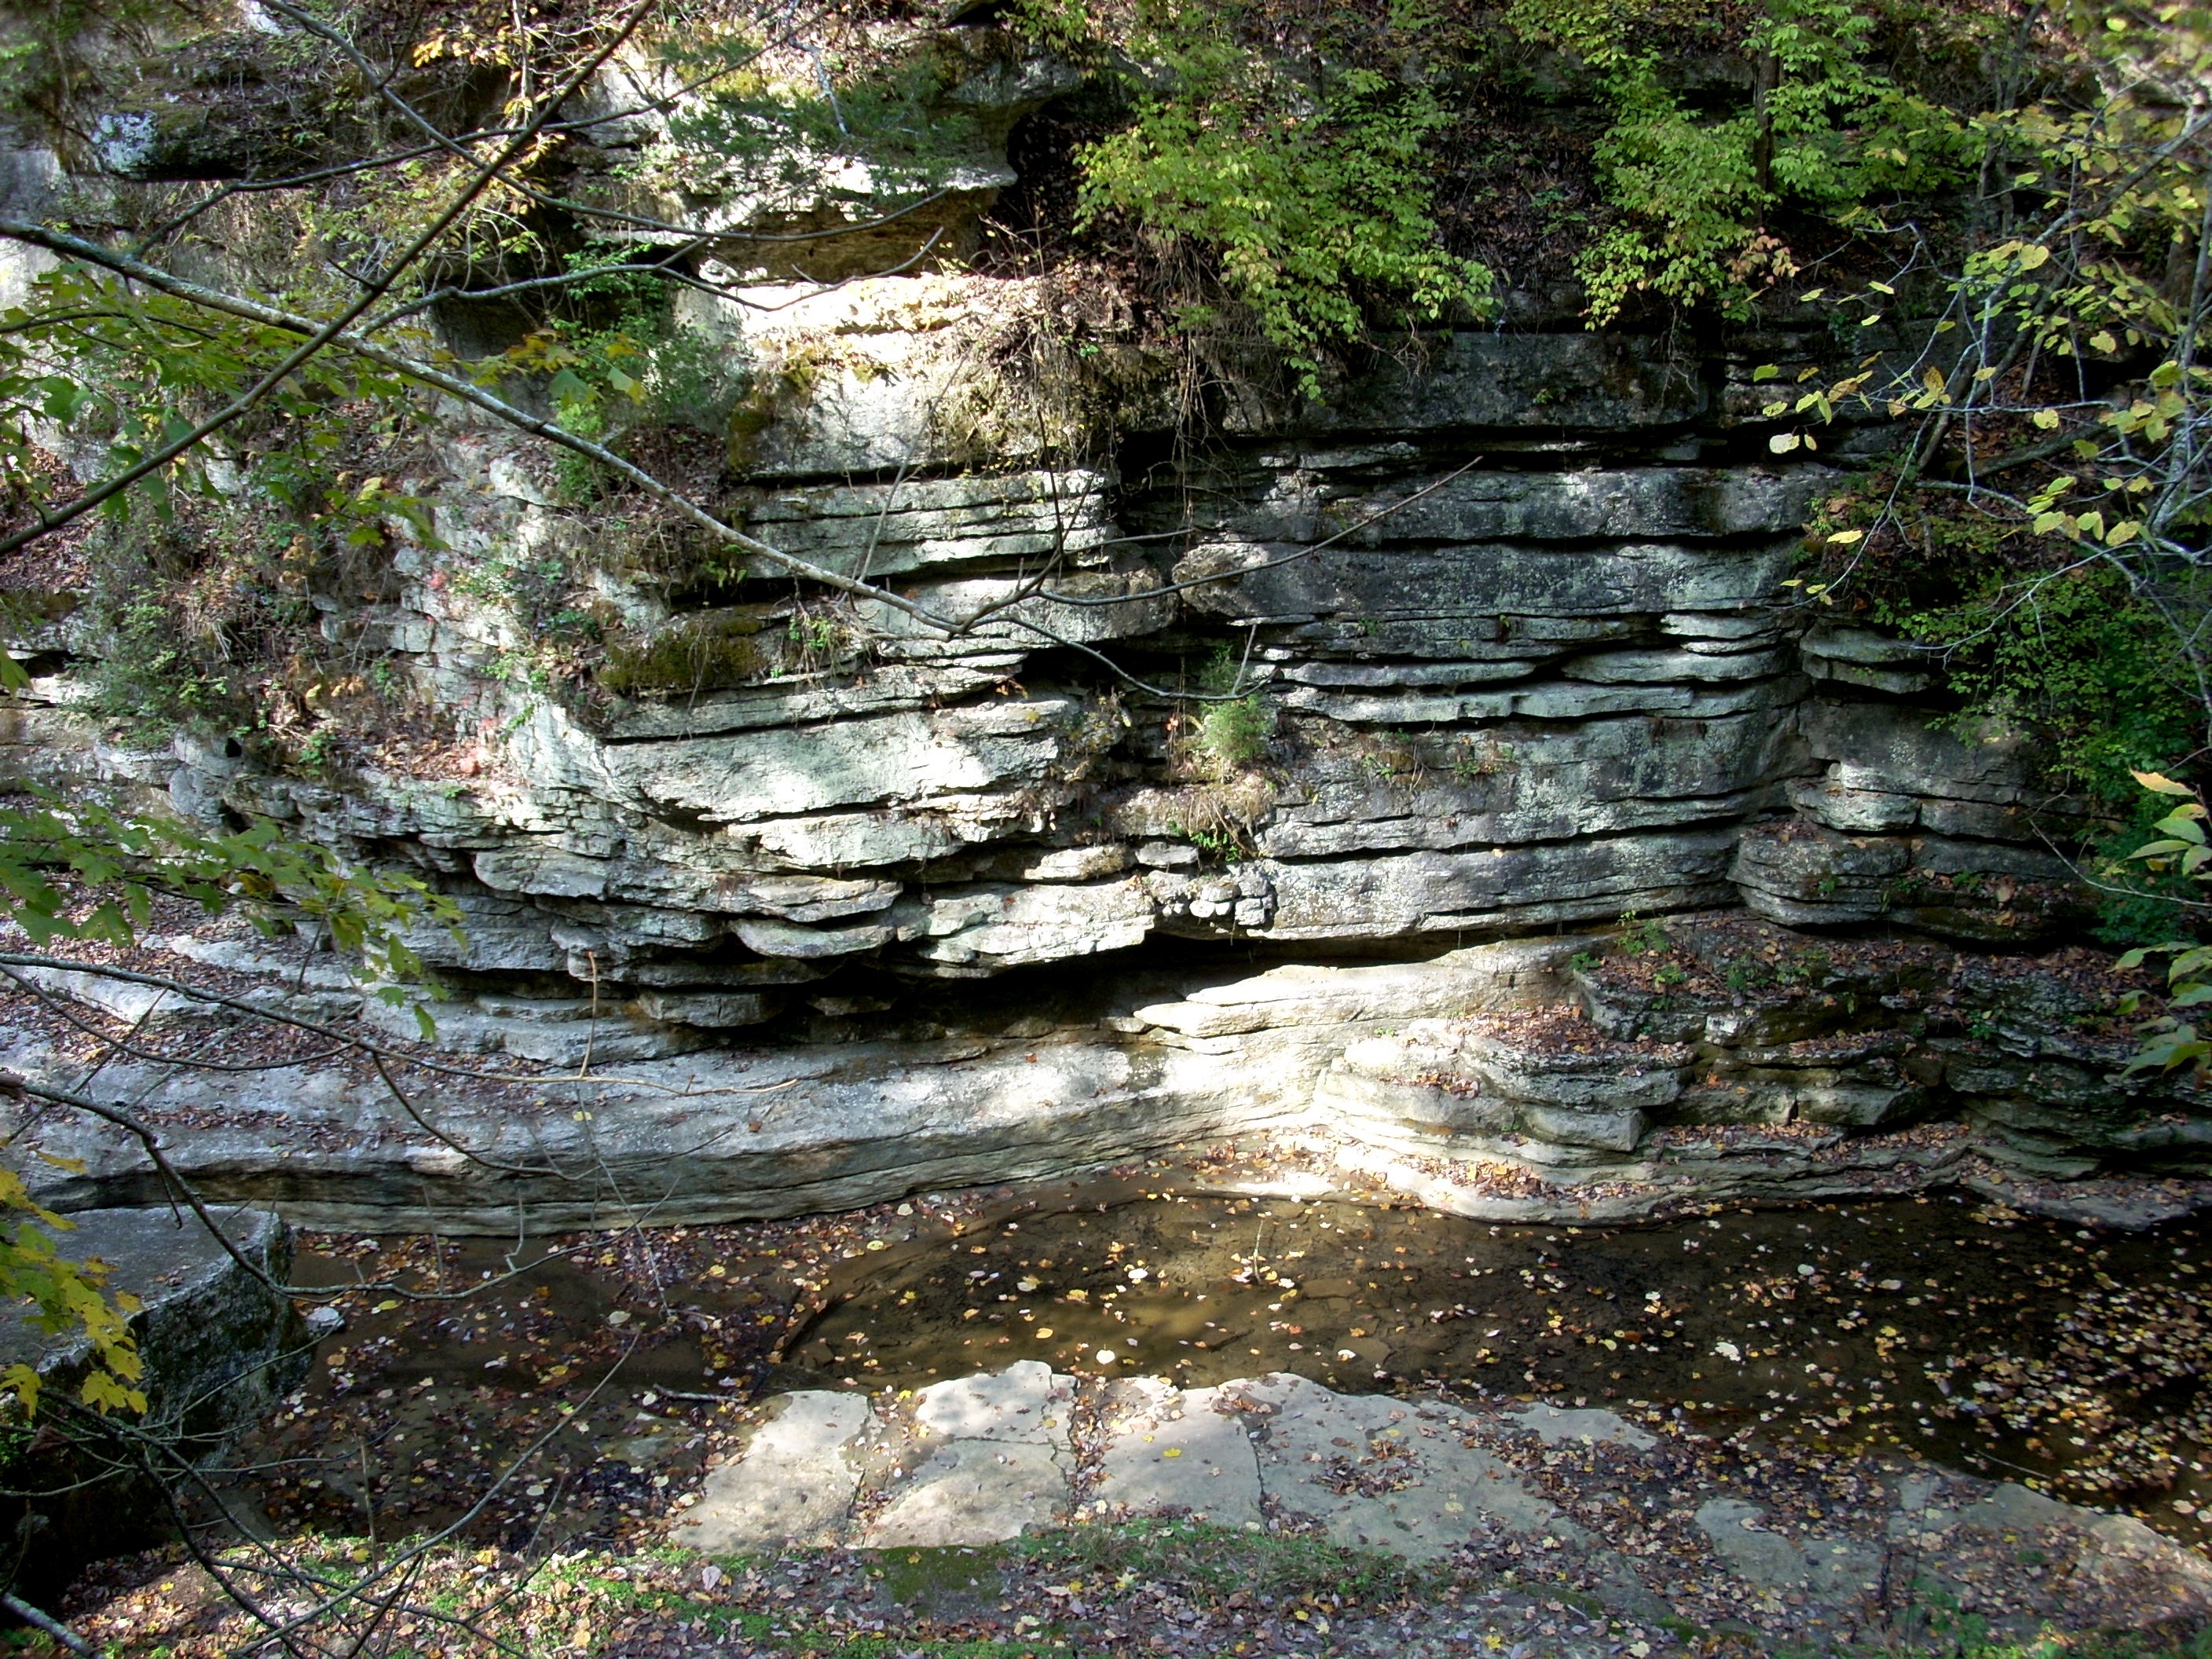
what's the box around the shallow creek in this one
[244,1184,2212,1551]
[793,1187,2212,1539]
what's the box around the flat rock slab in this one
[677,1392,870,1553]
[1232,1373,1577,1562]
[1695,1497,1882,1605]
[665,1364,2212,1647]
[861,1439,1070,1547]
[1092,1377,1262,1525]
[912,1359,1069,1446]
[674,1365,1595,1561]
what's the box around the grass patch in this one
[1011,1515,1430,1606]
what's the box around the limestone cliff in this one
[0,3,2193,1225]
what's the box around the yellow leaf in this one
[2090,331,2119,353]
[2031,409,2061,430]
[2018,244,2051,270]
[1826,529,1865,544]
[2,1363,39,1415]
[2134,771,2197,797]
[1769,432,1801,453]
[33,1152,86,1174]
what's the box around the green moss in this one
[1013,1516,1431,1606]
[869,1544,1011,1617]
[597,610,775,698]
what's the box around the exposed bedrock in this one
[11,309,2087,1002]
[0,80,2164,1223]
[0,1207,306,1594]
[4,922,2204,1234]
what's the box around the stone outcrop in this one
[4,919,2201,1235]
[671,1361,2212,1646]
[0,3,2172,1231]
[0,1207,307,1593]
[15,299,2094,1044]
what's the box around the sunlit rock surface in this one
[0,11,2183,1229]
[670,1362,2212,1643]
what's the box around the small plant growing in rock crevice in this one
[1193,693,1273,772]
[1178,643,1273,779]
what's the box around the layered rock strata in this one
[3,921,2201,1233]
[0,9,2174,1229]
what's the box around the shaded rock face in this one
[0,1207,306,1596]
[8,928,2201,1235]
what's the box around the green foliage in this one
[0,778,452,992]
[646,31,992,208]
[1510,0,1972,323]
[1075,4,1493,395]
[0,712,455,1415]
[1876,561,2200,807]
[504,248,731,449]
[0,262,430,539]
[2111,772,2212,1079]
[1614,910,1669,954]
[1185,644,1273,774]
[1751,5,2210,832]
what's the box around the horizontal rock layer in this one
[5,924,2203,1235]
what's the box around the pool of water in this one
[789,1185,2212,1537]
[227,1183,2212,1553]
